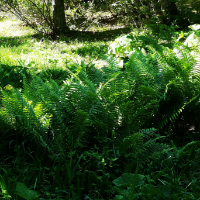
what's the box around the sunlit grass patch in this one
[0,10,133,76]
[0,12,36,37]
[0,38,110,72]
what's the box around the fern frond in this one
[0,84,54,156]
[119,132,143,152]
[118,128,171,161]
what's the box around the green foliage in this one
[112,163,142,200]
[0,63,31,89]
[1,10,200,200]
[0,0,198,35]
[35,65,70,86]
[111,139,200,200]
[108,30,200,143]
[0,174,11,199]
[118,128,171,161]
[0,0,53,34]
[15,182,38,200]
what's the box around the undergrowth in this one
[0,11,200,200]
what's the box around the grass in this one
[0,11,132,73]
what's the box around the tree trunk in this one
[160,0,179,25]
[52,0,70,34]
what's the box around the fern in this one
[107,31,200,136]
[0,84,53,155]
[118,128,171,162]
[1,35,200,167]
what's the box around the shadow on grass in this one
[71,44,108,59]
[0,27,132,49]
[0,35,34,48]
[31,27,132,43]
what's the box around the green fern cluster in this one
[118,128,171,162]
[0,61,133,159]
[119,36,200,137]
[1,32,200,161]
[1,31,200,198]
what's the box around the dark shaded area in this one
[0,35,32,48]
[32,27,132,43]
[35,66,71,86]
[71,44,108,59]
[0,63,32,89]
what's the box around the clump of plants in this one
[1,10,200,200]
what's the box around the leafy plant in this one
[14,182,38,200]
[0,63,31,89]
[0,174,11,200]
[1,7,200,200]
[112,162,141,200]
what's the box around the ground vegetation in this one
[0,1,200,199]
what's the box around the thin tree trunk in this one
[52,0,70,34]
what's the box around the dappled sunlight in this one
[1,1,200,199]
[0,39,109,70]
[0,13,36,37]
[0,11,111,71]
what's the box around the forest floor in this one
[0,11,134,73]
